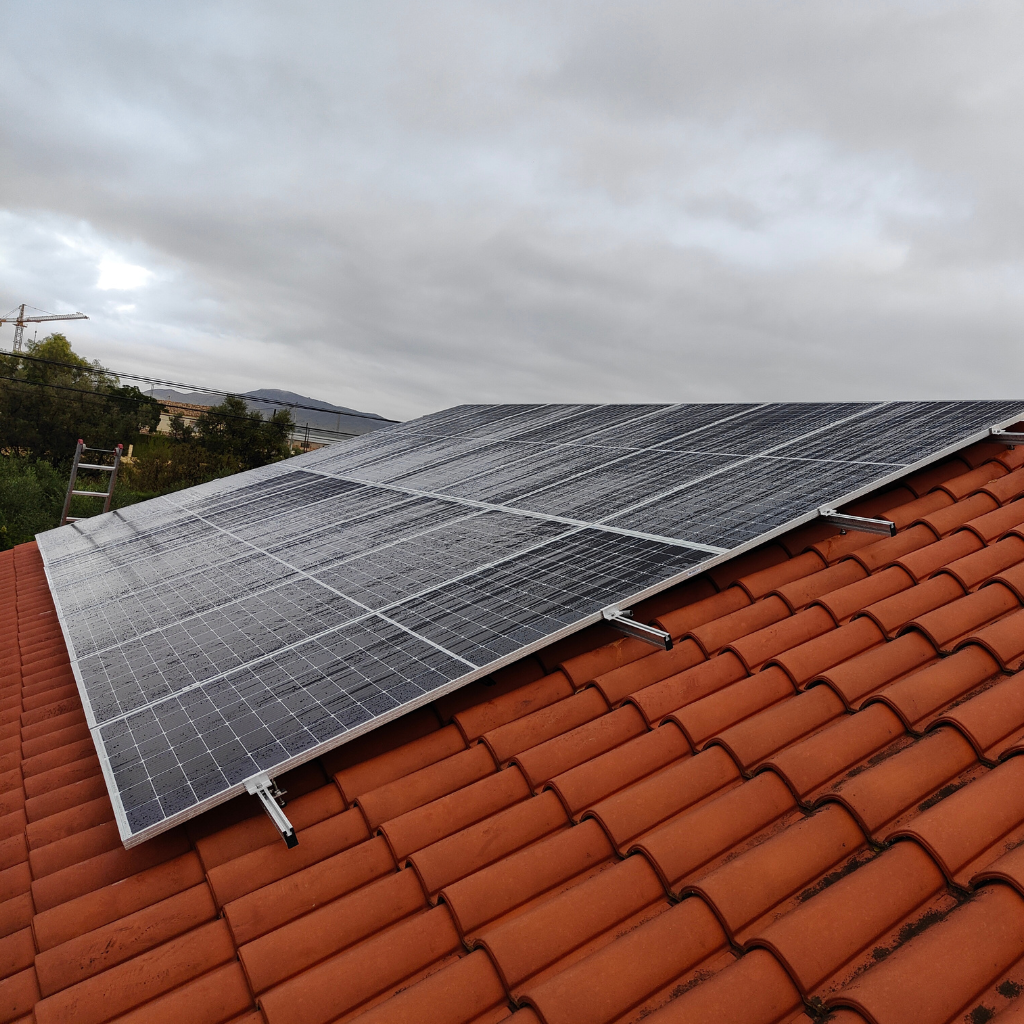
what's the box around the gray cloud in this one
[1,1,1022,419]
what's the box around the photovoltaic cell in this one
[36,400,1024,846]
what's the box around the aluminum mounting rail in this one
[819,508,897,537]
[990,429,1024,447]
[602,608,673,650]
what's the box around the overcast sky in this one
[1,2,1022,420]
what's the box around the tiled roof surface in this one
[4,438,1024,1024]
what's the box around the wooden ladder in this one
[60,439,123,526]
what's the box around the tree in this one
[0,334,162,462]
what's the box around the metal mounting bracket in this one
[244,773,298,848]
[819,509,896,537]
[989,429,1024,448]
[602,608,673,650]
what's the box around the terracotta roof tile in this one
[634,947,803,1024]
[511,705,646,793]
[546,721,688,819]
[866,645,1002,733]
[771,558,867,612]
[815,631,937,708]
[590,639,704,706]
[626,651,747,726]
[707,685,846,771]
[406,789,568,898]
[633,771,802,895]
[481,688,609,766]
[828,883,1024,1024]
[441,817,615,937]
[667,666,795,749]
[901,582,1020,650]
[519,896,733,1024]
[255,904,461,1024]
[453,671,573,743]
[584,745,738,852]
[238,868,426,994]
[929,671,1024,763]
[750,841,949,1000]
[812,565,914,624]
[686,595,790,657]
[683,802,869,943]
[9,434,1024,1022]
[890,755,1024,886]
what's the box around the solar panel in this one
[37,400,1024,846]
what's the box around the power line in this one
[0,348,400,424]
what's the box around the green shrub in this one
[0,457,67,550]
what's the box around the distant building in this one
[154,399,213,435]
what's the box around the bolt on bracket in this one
[602,608,673,650]
[244,773,298,848]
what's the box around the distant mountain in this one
[145,387,395,436]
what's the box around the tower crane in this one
[0,304,89,353]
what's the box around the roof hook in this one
[245,773,298,848]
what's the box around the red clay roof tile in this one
[733,551,827,601]
[955,605,1024,670]
[584,744,738,852]
[635,947,802,1024]
[771,558,867,612]
[452,672,573,743]
[481,689,609,766]
[708,685,846,771]
[766,616,883,688]
[222,834,396,946]
[511,705,646,793]
[858,572,965,637]
[477,854,669,995]
[238,868,426,994]
[812,564,914,624]
[889,755,1024,886]
[339,948,510,1024]
[866,645,1002,733]
[441,817,615,938]
[683,802,868,943]
[357,744,496,831]
[379,767,531,864]
[667,667,795,750]
[762,702,909,802]
[590,639,704,706]
[916,491,999,537]
[815,631,937,708]
[546,721,689,819]
[982,466,1024,504]
[255,903,461,1024]
[929,671,1024,763]
[750,840,947,999]
[820,726,981,841]
[407,789,568,898]
[520,896,732,1024]
[633,771,802,895]
[901,582,1020,650]
[902,457,970,496]
[828,883,1024,1024]
[652,586,750,639]
[626,651,747,726]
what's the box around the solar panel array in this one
[37,400,1024,846]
